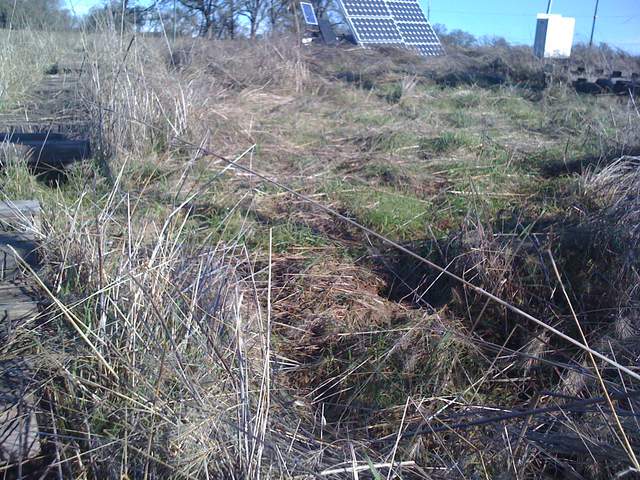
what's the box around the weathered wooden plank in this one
[0,397,41,464]
[0,115,80,123]
[0,301,39,320]
[0,200,41,219]
[0,120,89,139]
[0,132,67,142]
[0,201,40,234]
[0,56,83,472]
[0,232,39,281]
[0,358,41,464]
[0,225,41,465]
[19,139,91,167]
[0,284,35,302]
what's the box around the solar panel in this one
[300,2,319,26]
[341,0,389,17]
[386,1,423,21]
[350,18,402,42]
[411,43,444,57]
[335,0,443,56]
[396,22,440,44]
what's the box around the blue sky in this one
[65,0,640,53]
[428,0,640,52]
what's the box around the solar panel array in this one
[336,0,444,57]
[300,2,319,25]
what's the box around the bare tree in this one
[0,0,73,30]
[239,0,266,39]
[176,0,220,37]
[264,0,288,33]
[149,0,307,38]
[310,0,331,19]
[84,1,152,32]
[150,1,199,37]
[221,0,238,39]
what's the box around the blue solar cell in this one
[300,2,318,25]
[411,43,445,56]
[350,17,402,42]
[342,0,389,17]
[396,22,439,44]
[386,2,424,22]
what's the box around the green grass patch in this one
[445,110,474,128]
[345,110,393,127]
[255,221,326,252]
[420,131,476,154]
[327,182,431,240]
[450,90,483,109]
[361,130,419,153]
[495,96,540,124]
[377,82,403,104]
[361,162,408,185]
[124,159,174,188]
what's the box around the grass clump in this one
[450,90,483,109]
[329,183,431,240]
[421,131,477,154]
[358,130,419,153]
[0,30,72,110]
[446,109,474,127]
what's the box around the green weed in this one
[330,183,431,240]
[451,90,483,109]
[378,82,403,104]
[362,130,418,153]
[421,131,476,154]
[446,110,474,128]
[256,221,325,252]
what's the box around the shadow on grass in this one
[539,146,640,177]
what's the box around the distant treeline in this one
[0,0,336,39]
[85,0,343,39]
[2,0,637,59]
[0,0,74,30]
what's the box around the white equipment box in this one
[534,13,575,58]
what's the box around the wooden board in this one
[20,139,91,167]
[0,132,67,142]
[0,232,39,281]
[0,200,42,466]
[0,56,86,466]
[0,200,41,221]
[1,139,91,167]
[0,284,37,301]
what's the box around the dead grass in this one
[0,30,75,111]
[2,28,640,479]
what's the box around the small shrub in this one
[378,82,403,103]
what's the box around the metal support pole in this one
[546,0,553,14]
[589,0,600,47]
[292,0,301,41]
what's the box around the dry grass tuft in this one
[4,174,375,477]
